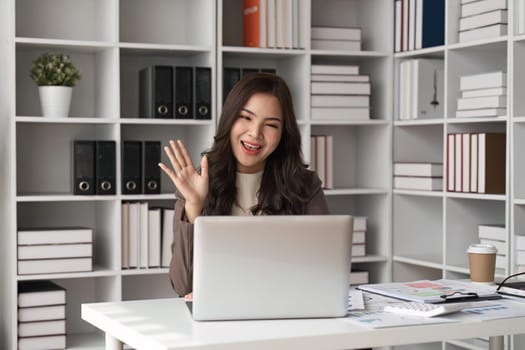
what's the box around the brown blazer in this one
[168,172,329,296]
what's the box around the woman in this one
[159,73,329,297]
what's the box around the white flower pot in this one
[38,86,73,118]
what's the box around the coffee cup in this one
[466,243,497,283]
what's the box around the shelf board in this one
[310,119,389,126]
[16,267,118,280]
[444,264,507,279]
[446,339,488,350]
[17,194,118,202]
[324,188,389,196]
[17,193,177,202]
[120,118,213,126]
[394,45,445,58]
[16,116,116,124]
[446,116,507,124]
[119,42,212,55]
[513,33,525,42]
[221,46,305,58]
[352,255,389,263]
[394,118,444,126]
[513,116,525,123]
[445,192,506,201]
[447,36,508,51]
[121,268,169,276]
[310,49,390,57]
[443,264,470,275]
[121,193,175,201]
[393,255,443,269]
[16,37,114,52]
[393,189,443,197]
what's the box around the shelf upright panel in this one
[0,0,17,348]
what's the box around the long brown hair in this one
[203,73,315,215]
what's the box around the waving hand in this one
[158,139,209,223]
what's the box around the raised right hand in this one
[158,139,209,223]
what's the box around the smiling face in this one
[230,93,283,173]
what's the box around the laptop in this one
[191,215,353,321]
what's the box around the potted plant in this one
[30,52,81,118]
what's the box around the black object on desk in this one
[497,272,525,298]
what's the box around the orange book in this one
[243,0,260,47]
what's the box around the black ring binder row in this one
[73,140,161,196]
[139,65,212,120]
[223,67,277,103]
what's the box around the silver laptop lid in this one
[192,215,352,321]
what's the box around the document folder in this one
[357,279,502,304]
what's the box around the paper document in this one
[450,299,525,321]
[345,292,457,328]
[357,279,501,304]
[345,287,525,329]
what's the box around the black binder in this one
[195,67,212,120]
[73,140,96,195]
[223,67,241,103]
[241,68,259,77]
[261,68,276,74]
[139,65,173,118]
[122,141,142,195]
[175,66,193,119]
[95,141,116,195]
[143,141,161,194]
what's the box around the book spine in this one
[447,133,455,192]
[422,0,445,48]
[462,133,471,193]
[243,0,260,47]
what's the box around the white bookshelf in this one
[2,0,217,349]
[218,0,393,291]
[308,0,394,285]
[0,0,394,349]
[392,0,524,349]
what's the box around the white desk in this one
[81,298,525,350]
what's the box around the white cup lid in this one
[467,243,497,254]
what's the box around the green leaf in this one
[29,52,81,87]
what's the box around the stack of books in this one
[446,133,505,194]
[121,203,174,269]
[393,162,443,191]
[456,71,507,118]
[478,224,507,270]
[352,216,367,258]
[350,269,369,286]
[310,64,371,121]
[310,135,333,189]
[17,228,93,275]
[459,0,508,43]
[311,26,361,51]
[398,59,444,120]
[18,280,66,350]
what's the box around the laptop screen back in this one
[191,215,353,321]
